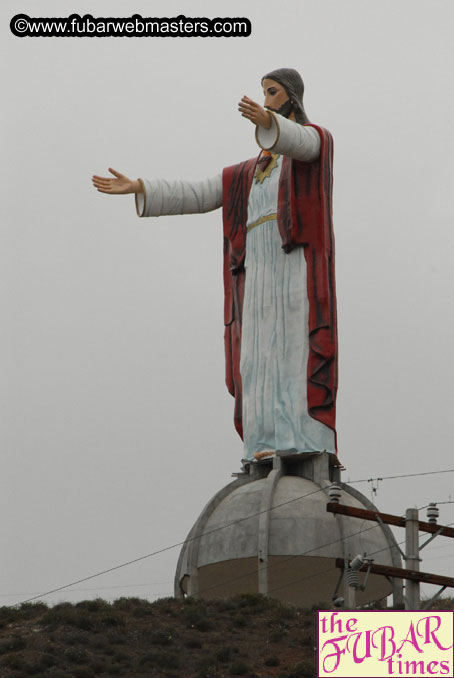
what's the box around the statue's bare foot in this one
[253,450,275,461]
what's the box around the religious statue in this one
[92,68,338,463]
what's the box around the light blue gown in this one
[240,156,335,460]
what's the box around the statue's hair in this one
[261,68,310,124]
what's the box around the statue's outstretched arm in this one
[92,168,142,195]
[256,112,321,162]
[92,168,222,219]
[135,175,223,218]
[238,95,319,161]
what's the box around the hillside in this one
[0,594,320,678]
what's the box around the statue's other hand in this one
[238,96,271,129]
[92,168,139,194]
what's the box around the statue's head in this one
[261,68,309,124]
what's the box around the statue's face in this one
[262,78,290,112]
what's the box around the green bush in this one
[19,601,48,618]
[113,597,153,613]
[310,601,330,612]
[216,646,233,663]
[232,614,247,628]
[138,651,180,669]
[185,636,203,649]
[234,593,270,611]
[268,608,295,629]
[132,604,154,618]
[72,668,94,678]
[426,596,454,610]
[89,634,109,650]
[182,596,197,605]
[76,598,111,613]
[148,628,175,645]
[198,665,224,678]
[0,606,20,627]
[280,660,316,678]
[63,646,90,664]
[113,649,130,662]
[269,629,282,642]
[61,630,88,646]
[195,617,214,632]
[42,606,95,631]
[106,630,127,645]
[216,599,236,612]
[37,652,57,668]
[300,633,313,647]
[150,596,178,614]
[91,660,105,674]
[100,612,125,627]
[181,603,208,627]
[0,653,26,670]
[0,634,27,654]
[230,659,252,676]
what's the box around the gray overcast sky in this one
[2,0,454,606]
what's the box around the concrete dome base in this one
[175,452,403,608]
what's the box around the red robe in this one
[222,124,338,451]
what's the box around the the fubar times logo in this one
[317,611,453,677]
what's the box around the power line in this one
[424,554,454,562]
[349,468,454,485]
[11,466,454,608]
[11,485,328,607]
[8,507,387,605]
[418,500,454,511]
[416,542,454,552]
[0,581,173,598]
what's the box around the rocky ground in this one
[0,594,321,677]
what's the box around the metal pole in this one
[344,557,357,610]
[346,582,356,609]
[405,508,420,609]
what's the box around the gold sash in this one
[246,213,278,234]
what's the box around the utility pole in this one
[345,562,357,609]
[405,508,420,609]
[327,500,450,610]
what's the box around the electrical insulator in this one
[329,484,342,504]
[426,503,439,524]
[346,555,365,588]
[350,554,365,571]
[346,568,360,588]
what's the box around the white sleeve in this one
[255,111,320,162]
[135,174,223,218]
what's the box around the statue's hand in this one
[92,168,141,194]
[238,95,272,129]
